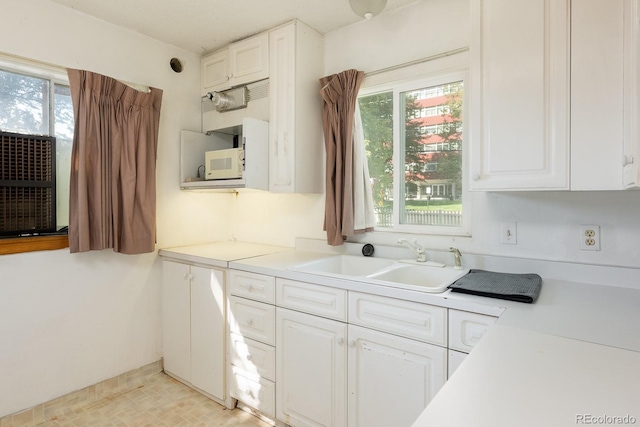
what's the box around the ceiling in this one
[47,0,419,54]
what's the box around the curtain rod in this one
[364,46,469,77]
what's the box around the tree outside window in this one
[358,79,464,229]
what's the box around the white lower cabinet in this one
[162,260,225,401]
[276,307,347,427]
[227,293,277,417]
[347,324,446,427]
[227,270,497,427]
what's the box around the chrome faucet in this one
[449,247,462,269]
[398,238,427,262]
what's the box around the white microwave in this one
[205,147,244,180]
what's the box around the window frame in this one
[0,54,70,253]
[359,69,471,236]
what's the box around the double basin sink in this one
[289,254,469,293]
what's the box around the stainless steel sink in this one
[367,264,469,293]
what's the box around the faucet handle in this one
[398,238,427,262]
[449,247,462,268]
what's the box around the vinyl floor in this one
[2,371,270,427]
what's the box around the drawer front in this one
[228,270,276,304]
[348,292,447,346]
[229,296,276,345]
[229,333,275,382]
[448,349,468,378]
[229,366,275,417]
[276,278,347,321]
[449,309,497,353]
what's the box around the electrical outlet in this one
[500,222,517,245]
[580,225,600,251]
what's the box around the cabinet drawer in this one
[228,270,275,303]
[449,310,497,353]
[229,296,275,345]
[348,292,447,346]
[448,349,468,378]
[229,333,275,382]
[276,278,347,321]
[229,366,275,417]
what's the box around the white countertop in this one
[158,241,289,268]
[413,323,640,427]
[158,241,640,426]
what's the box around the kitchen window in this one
[358,72,469,234]
[0,56,72,253]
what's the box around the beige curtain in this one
[67,69,163,254]
[320,69,373,246]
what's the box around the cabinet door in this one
[229,33,269,87]
[276,308,347,427]
[470,0,570,190]
[269,24,296,192]
[348,291,447,346]
[229,333,276,381]
[276,278,347,321]
[161,261,191,382]
[572,0,624,190]
[190,266,225,400]
[229,366,276,417]
[228,268,276,304]
[229,296,276,345]
[202,49,230,94]
[347,325,446,427]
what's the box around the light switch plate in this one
[500,222,517,245]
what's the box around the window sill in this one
[0,235,69,255]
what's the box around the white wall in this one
[323,0,470,76]
[231,190,325,246]
[0,0,232,417]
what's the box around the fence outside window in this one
[374,206,463,228]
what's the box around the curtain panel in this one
[320,69,375,246]
[67,69,163,254]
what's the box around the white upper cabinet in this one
[471,0,640,191]
[197,21,323,194]
[469,0,570,191]
[229,33,269,86]
[201,33,269,95]
[268,21,324,193]
[201,49,230,95]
